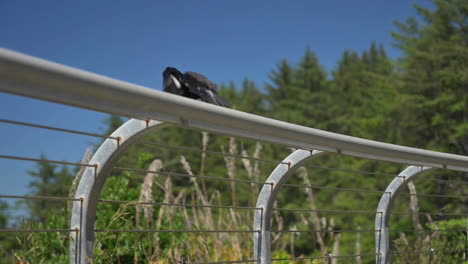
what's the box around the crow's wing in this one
[204,90,230,107]
[185,71,217,90]
[185,71,230,107]
[194,86,230,107]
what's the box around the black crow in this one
[163,67,230,107]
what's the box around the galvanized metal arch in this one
[375,166,433,264]
[70,118,172,264]
[253,149,325,263]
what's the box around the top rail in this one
[1,48,467,171]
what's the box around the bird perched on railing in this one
[163,67,230,107]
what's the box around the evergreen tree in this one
[327,44,396,141]
[26,155,73,221]
[327,49,365,135]
[266,49,328,128]
[238,78,267,115]
[266,59,295,120]
[392,0,468,154]
[0,201,13,255]
[220,79,267,115]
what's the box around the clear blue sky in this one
[0,1,429,200]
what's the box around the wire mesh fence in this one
[0,48,467,264]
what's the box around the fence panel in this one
[0,48,467,264]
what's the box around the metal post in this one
[326,251,332,264]
[70,119,172,264]
[428,248,434,264]
[253,149,325,263]
[375,166,433,264]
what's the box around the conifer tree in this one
[266,49,328,128]
[26,155,72,221]
[392,0,467,154]
[327,44,395,141]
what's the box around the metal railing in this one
[0,48,467,264]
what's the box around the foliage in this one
[392,218,468,264]
[391,0,468,154]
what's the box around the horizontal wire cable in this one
[282,183,386,194]
[273,208,378,214]
[272,253,377,261]
[430,248,468,253]
[389,229,468,233]
[283,182,468,199]
[332,253,378,259]
[113,167,273,186]
[275,208,466,217]
[391,211,468,217]
[273,228,468,234]
[141,141,289,165]
[304,164,468,186]
[303,164,398,178]
[421,177,468,185]
[272,256,328,261]
[194,260,259,264]
[0,194,81,201]
[393,248,468,255]
[0,154,95,167]
[399,192,468,199]
[98,199,262,211]
[0,228,78,233]
[117,166,468,198]
[282,183,468,198]
[9,119,468,184]
[272,229,377,233]
[0,118,118,140]
[404,176,468,186]
[7,120,439,182]
[94,229,259,233]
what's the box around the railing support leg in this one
[253,149,325,263]
[70,119,171,264]
[375,166,433,264]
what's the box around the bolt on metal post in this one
[326,251,332,264]
[428,248,434,264]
